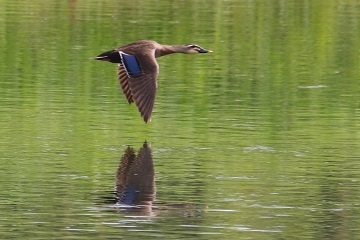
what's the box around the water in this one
[1,0,360,239]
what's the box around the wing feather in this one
[118,64,134,104]
[116,51,158,123]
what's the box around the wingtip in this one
[142,111,153,123]
[144,117,152,123]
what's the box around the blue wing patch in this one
[120,186,138,204]
[119,51,142,77]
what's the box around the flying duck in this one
[94,40,212,123]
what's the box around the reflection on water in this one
[114,142,206,218]
[115,142,155,213]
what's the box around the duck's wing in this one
[117,51,159,123]
[118,63,134,104]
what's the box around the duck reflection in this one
[114,142,205,217]
[115,142,155,212]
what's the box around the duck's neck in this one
[155,45,183,58]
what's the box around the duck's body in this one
[94,40,212,123]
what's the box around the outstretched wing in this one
[118,63,134,104]
[117,51,159,123]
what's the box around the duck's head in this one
[181,44,213,54]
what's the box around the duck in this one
[94,40,212,123]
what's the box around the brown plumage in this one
[94,40,212,123]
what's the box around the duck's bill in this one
[93,56,110,61]
[198,48,213,53]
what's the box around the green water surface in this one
[0,0,359,239]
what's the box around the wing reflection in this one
[115,142,155,209]
[114,142,206,217]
